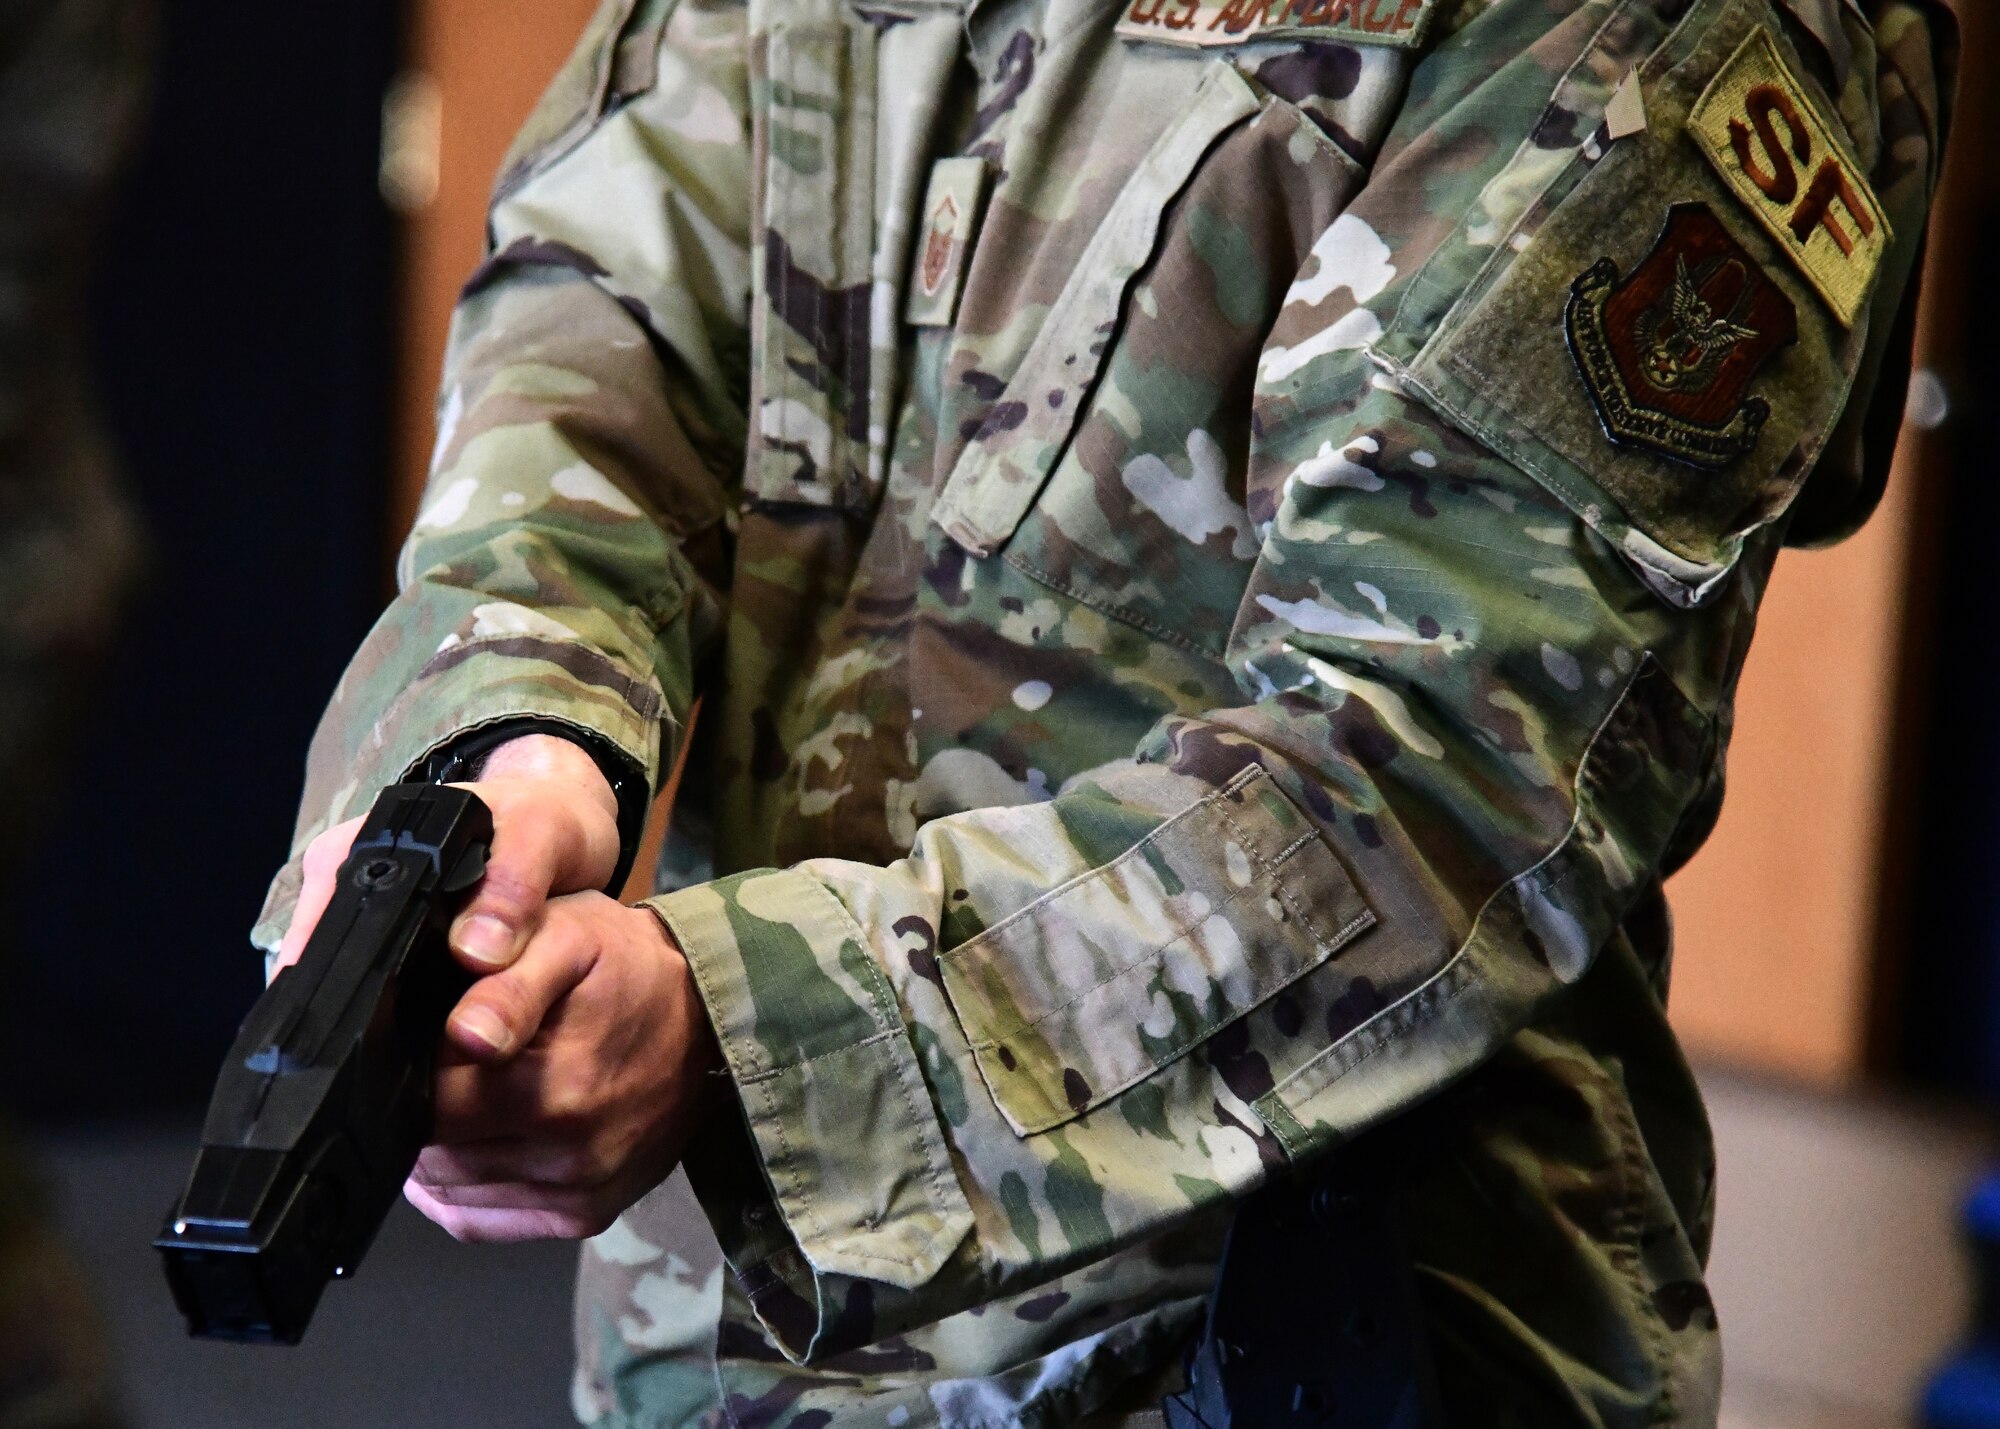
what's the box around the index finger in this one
[272,816,367,979]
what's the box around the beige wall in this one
[391,0,601,543]
[1664,447,1926,1083]
[1667,0,1980,1086]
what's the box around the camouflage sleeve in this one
[251,0,751,952]
[648,0,1952,1362]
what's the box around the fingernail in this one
[452,1005,513,1055]
[454,914,518,970]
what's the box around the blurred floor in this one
[1706,1066,1995,1429]
[30,1067,1997,1428]
[35,1123,581,1428]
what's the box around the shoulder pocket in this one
[1384,0,1886,608]
[495,0,680,200]
[939,767,1376,1136]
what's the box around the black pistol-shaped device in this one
[156,783,493,1343]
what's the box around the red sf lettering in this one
[1725,84,1872,259]
[1790,158,1876,256]
[1727,84,1811,205]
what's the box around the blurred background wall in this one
[3,1,1993,1426]
[0,0,400,1117]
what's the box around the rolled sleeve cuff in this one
[648,868,974,1360]
[250,639,670,955]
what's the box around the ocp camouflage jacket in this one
[255,0,1953,1423]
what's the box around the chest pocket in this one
[929,60,1367,661]
[1381,0,1884,609]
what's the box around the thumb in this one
[445,774,621,973]
[444,903,598,1061]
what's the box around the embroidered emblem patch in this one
[1689,27,1890,326]
[1565,203,1799,471]
[1115,0,1440,50]
[907,158,988,329]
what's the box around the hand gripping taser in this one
[155,784,493,1343]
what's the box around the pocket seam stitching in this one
[1002,550,1229,662]
[939,765,1265,976]
[953,818,1342,1047]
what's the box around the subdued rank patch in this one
[1115,0,1439,50]
[907,158,989,328]
[1605,70,1648,141]
[1565,203,1798,471]
[1688,26,1889,326]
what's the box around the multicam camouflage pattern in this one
[257,0,1952,1422]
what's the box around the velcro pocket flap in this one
[928,61,1263,557]
[746,14,880,509]
[939,766,1375,1136]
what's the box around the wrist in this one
[476,732,620,826]
[422,718,653,895]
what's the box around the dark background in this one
[1901,188,2000,1102]
[0,0,399,1117]
[0,8,580,1424]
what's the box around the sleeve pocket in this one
[1389,0,1878,609]
[939,767,1376,1136]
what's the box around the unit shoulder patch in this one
[1115,0,1440,50]
[1565,203,1799,471]
[1688,26,1889,326]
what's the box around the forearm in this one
[252,274,728,954]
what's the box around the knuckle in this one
[477,981,539,1040]
[443,1213,491,1245]
[542,1074,599,1129]
[472,863,551,920]
[550,1203,615,1240]
[301,839,343,880]
[302,818,363,877]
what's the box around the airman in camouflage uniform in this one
[258,0,1953,1422]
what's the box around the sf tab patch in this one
[1566,203,1798,471]
[1690,27,1889,326]
[908,158,989,328]
[1116,0,1439,50]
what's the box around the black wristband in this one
[418,718,652,896]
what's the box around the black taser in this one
[155,783,493,1344]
